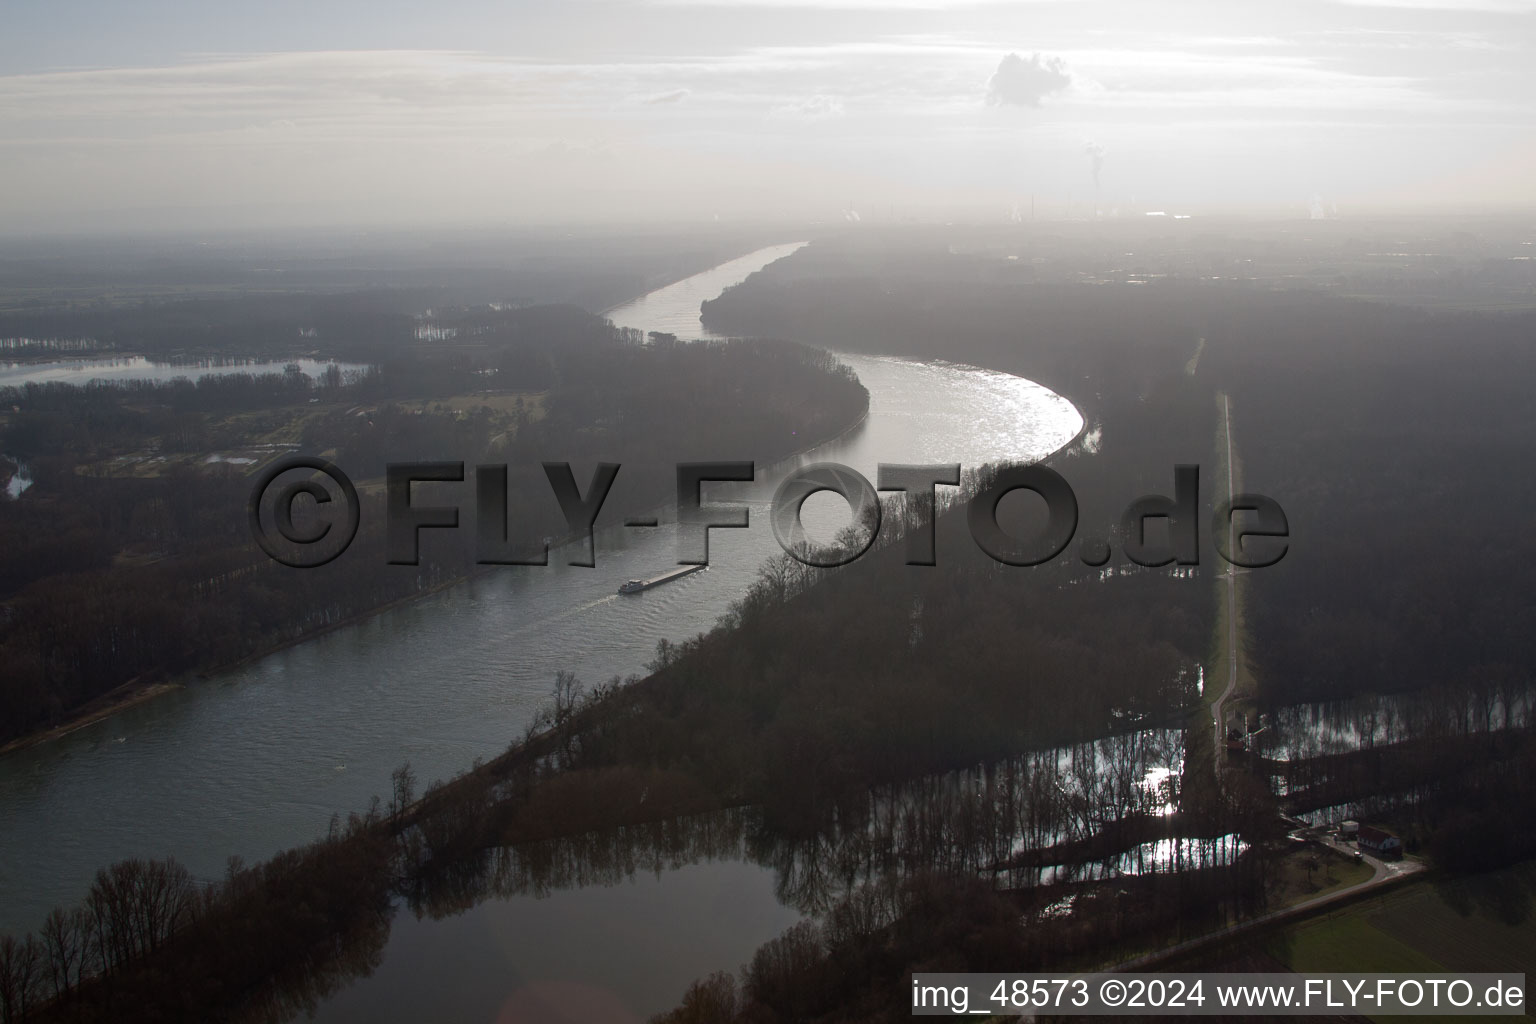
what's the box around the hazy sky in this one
[2,0,1532,231]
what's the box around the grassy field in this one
[1274,912,1444,974]
[395,390,546,419]
[1269,844,1375,909]
[1260,860,1536,1020]
[74,390,548,481]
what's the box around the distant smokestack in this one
[1085,143,1106,214]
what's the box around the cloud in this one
[654,0,1062,6]
[1329,0,1536,9]
[985,52,1071,107]
[770,94,846,118]
[640,88,690,105]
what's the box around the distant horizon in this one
[3,203,1535,244]
[3,0,1533,234]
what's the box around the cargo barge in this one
[618,564,706,594]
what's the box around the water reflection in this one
[301,723,1210,1022]
[314,812,796,1024]
[1,454,31,499]
[1262,683,1536,824]
[0,355,369,388]
[605,242,809,342]
[1023,834,1248,887]
[1257,685,1534,764]
[239,911,394,1024]
[752,728,1199,911]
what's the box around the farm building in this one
[1357,825,1402,858]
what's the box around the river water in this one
[0,244,1083,997]
[603,241,809,342]
[0,355,369,388]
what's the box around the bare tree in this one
[552,670,585,768]
[87,858,196,973]
[40,905,94,1001]
[389,761,417,822]
[657,971,740,1024]
[0,935,43,1024]
[553,670,584,726]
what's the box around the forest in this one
[0,226,776,354]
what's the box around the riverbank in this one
[0,557,502,758]
[0,680,182,756]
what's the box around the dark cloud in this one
[986,52,1070,108]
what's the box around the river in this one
[0,355,369,388]
[0,245,1083,1009]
